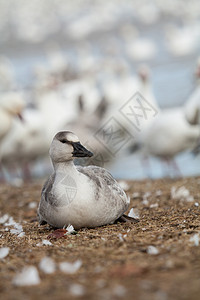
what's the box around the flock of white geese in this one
[0,61,200,181]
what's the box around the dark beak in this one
[17,113,24,122]
[72,142,93,158]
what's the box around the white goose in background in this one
[1,109,49,168]
[0,103,52,181]
[126,38,157,61]
[142,108,200,157]
[125,62,200,177]
[165,24,199,57]
[134,65,160,139]
[102,71,139,107]
[34,90,74,141]
[138,105,200,176]
[61,77,102,115]
[137,65,158,109]
[0,92,25,180]
[0,92,25,142]
[101,65,159,157]
[184,60,200,125]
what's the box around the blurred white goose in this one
[126,38,157,61]
[184,61,200,125]
[140,107,200,171]
[105,65,159,154]
[0,92,25,142]
[34,90,73,140]
[185,88,200,125]
[1,109,49,165]
[165,24,199,57]
[38,131,133,229]
[130,61,200,168]
[0,105,52,182]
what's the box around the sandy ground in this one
[0,176,200,300]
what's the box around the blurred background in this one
[0,0,200,183]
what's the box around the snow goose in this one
[38,131,136,229]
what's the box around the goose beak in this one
[17,113,24,122]
[72,142,93,158]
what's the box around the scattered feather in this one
[118,233,124,242]
[59,260,82,274]
[0,214,9,224]
[11,178,23,187]
[171,186,194,202]
[142,192,151,205]
[42,239,53,246]
[156,190,162,196]
[39,257,56,274]
[144,192,151,198]
[10,224,23,235]
[0,247,9,259]
[142,199,149,206]
[190,233,200,246]
[118,233,127,242]
[147,246,159,255]
[69,284,85,296]
[132,192,140,198]
[150,203,158,208]
[4,217,16,226]
[195,202,199,207]
[112,285,126,297]
[128,208,140,220]
[28,202,37,209]
[18,232,25,238]
[9,222,25,237]
[13,266,40,286]
[3,216,25,237]
[36,239,53,246]
[65,224,77,235]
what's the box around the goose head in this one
[138,64,150,84]
[0,92,25,119]
[50,131,93,163]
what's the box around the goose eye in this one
[60,139,67,144]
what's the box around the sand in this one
[0,177,200,300]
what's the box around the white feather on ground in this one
[69,284,85,296]
[0,247,10,259]
[39,257,56,274]
[36,239,53,246]
[59,260,82,274]
[190,233,200,246]
[128,208,140,219]
[13,266,40,286]
[147,246,159,255]
[171,186,194,202]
